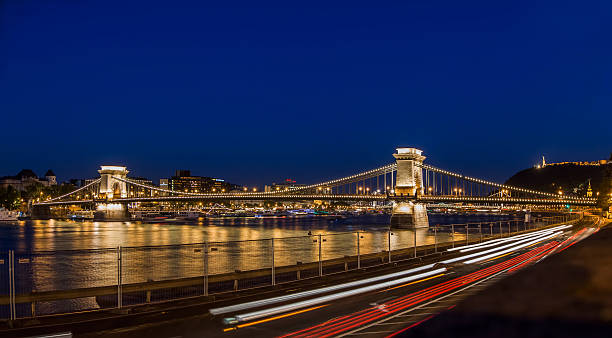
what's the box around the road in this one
[82,223,596,338]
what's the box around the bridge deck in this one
[33,194,597,206]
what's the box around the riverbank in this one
[402,218,612,337]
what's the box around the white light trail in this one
[209,263,437,316]
[447,225,572,253]
[463,231,562,264]
[232,269,446,323]
[440,230,562,264]
[214,225,570,321]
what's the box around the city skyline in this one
[0,150,610,188]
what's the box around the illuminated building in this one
[127,177,154,197]
[168,170,234,193]
[587,180,593,197]
[0,169,57,191]
[265,179,306,192]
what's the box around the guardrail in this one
[0,213,580,321]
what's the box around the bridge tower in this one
[98,165,129,199]
[391,148,429,228]
[95,165,130,220]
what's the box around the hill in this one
[504,164,606,197]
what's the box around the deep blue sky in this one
[1,1,610,186]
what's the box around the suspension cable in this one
[42,178,102,203]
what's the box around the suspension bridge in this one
[31,147,597,227]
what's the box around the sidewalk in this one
[402,221,612,338]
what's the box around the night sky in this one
[1,1,610,187]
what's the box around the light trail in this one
[383,314,437,338]
[280,242,558,338]
[217,225,571,322]
[373,226,593,337]
[282,244,556,337]
[379,274,445,292]
[462,231,561,264]
[210,264,438,316]
[447,224,571,252]
[232,269,447,323]
[227,304,330,330]
[440,230,563,264]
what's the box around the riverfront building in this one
[264,179,306,192]
[167,170,234,193]
[0,169,57,191]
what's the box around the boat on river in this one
[0,207,20,221]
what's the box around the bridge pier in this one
[391,201,429,228]
[30,205,51,220]
[93,203,130,221]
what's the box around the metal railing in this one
[0,213,579,320]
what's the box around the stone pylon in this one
[390,148,429,228]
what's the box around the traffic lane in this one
[211,239,562,337]
[394,226,606,338]
[276,241,560,338]
[202,271,456,337]
[352,239,568,338]
[368,228,590,338]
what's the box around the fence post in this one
[271,238,275,286]
[388,231,392,263]
[499,222,503,238]
[8,250,15,321]
[204,242,208,296]
[490,223,493,237]
[451,224,455,248]
[413,229,417,258]
[479,223,483,242]
[117,246,122,309]
[466,224,469,245]
[357,232,361,269]
[434,225,438,253]
[318,234,322,277]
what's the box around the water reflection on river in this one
[0,213,518,251]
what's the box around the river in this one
[0,213,530,318]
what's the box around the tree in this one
[0,186,22,210]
